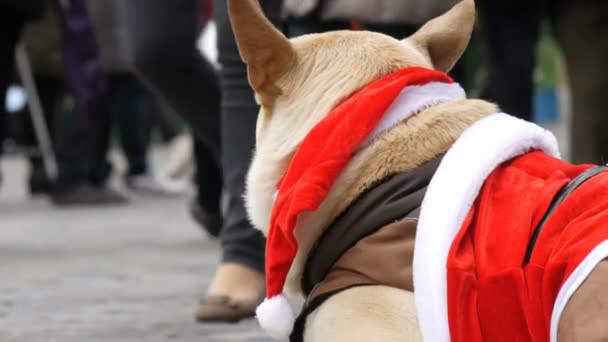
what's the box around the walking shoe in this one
[51,185,129,206]
[126,173,182,197]
[195,263,265,323]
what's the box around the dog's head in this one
[229,0,476,233]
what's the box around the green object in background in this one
[535,22,561,89]
[534,22,562,124]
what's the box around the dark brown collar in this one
[301,155,443,295]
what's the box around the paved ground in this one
[0,157,270,342]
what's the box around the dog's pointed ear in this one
[406,0,476,72]
[228,0,296,102]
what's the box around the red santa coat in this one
[414,113,608,342]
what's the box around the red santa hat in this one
[256,67,455,340]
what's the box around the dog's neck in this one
[286,98,499,295]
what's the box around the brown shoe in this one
[195,295,262,323]
[194,263,265,323]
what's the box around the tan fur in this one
[304,286,422,342]
[245,31,432,235]
[228,0,481,340]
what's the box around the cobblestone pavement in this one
[0,158,271,342]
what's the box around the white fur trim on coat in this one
[413,113,560,342]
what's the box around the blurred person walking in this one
[121,0,264,321]
[51,0,128,205]
[121,0,222,232]
[86,0,175,196]
[0,0,44,185]
[20,3,63,195]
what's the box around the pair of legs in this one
[52,1,130,205]
[51,84,130,204]
[122,0,276,320]
[478,0,608,164]
[0,8,57,195]
[91,74,149,178]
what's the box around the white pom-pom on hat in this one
[256,294,295,340]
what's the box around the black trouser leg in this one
[0,12,27,156]
[194,137,222,214]
[122,0,221,163]
[213,0,283,272]
[477,0,543,121]
[123,0,222,216]
[109,74,151,176]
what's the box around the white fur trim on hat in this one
[256,294,295,340]
[360,82,466,149]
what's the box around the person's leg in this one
[553,0,608,164]
[122,0,221,162]
[51,0,130,205]
[215,0,283,275]
[190,137,223,237]
[108,73,178,196]
[477,0,543,122]
[23,75,62,195]
[110,73,150,177]
[194,0,283,323]
[122,0,222,224]
[85,90,114,189]
[0,12,27,165]
[51,75,128,205]
[51,88,123,204]
[152,98,184,144]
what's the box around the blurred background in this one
[0,0,606,341]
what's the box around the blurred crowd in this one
[1,0,606,325]
[0,0,201,205]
